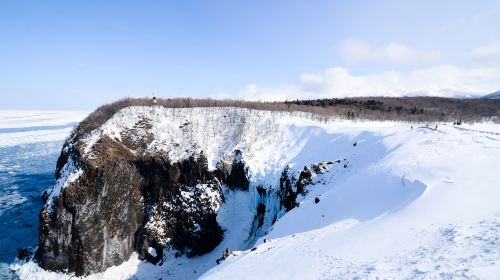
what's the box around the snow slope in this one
[11,107,500,279]
[202,122,500,279]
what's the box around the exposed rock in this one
[278,166,297,212]
[35,125,233,275]
[216,248,234,265]
[279,165,314,212]
[32,107,334,276]
[315,197,320,204]
[278,162,337,213]
[296,166,313,195]
[255,203,266,228]
[36,140,144,275]
[17,248,35,261]
[216,150,249,191]
[312,163,326,173]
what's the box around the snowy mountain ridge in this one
[11,106,500,279]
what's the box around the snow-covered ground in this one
[202,121,500,279]
[8,107,500,279]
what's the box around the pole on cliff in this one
[152,90,158,136]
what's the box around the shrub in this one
[70,96,500,143]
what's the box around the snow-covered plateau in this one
[8,106,500,279]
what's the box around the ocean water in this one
[0,141,63,279]
[0,111,87,279]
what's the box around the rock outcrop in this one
[32,106,333,276]
[278,162,337,212]
[35,128,249,275]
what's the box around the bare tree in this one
[70,96,500,143]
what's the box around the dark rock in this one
[296,166,312,194]
[216,248,233,264]
[17,247,34,261]
[279,164,322,213]
[255,203,266,228]
[41,190,49,202]
[36,147,144,275]
[144,244,163,265]
[221,150,250,191]
[314,197,320,204]
[312,163,326,173]
[35,134,225,276]
[278,166,297,212]
[256,185,267,196]
[35,112,335,276]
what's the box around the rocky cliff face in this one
[36,139,145,275]
[32,107,331,276]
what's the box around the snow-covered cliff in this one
[11,106,500,279]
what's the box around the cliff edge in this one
[33,106,318,275]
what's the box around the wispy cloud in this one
[339,39,441,65]
[470,41,500,62]
[225,65,500,101]
[213,39,500,101]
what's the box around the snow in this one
[94,106,317,177]
[82,129,101,158]
[11,106,500,279]
[0,110,89,147]
[44,157,83,212]
[0,111,88,215]
[202,121,500,279]
[0,189,26,216]
[147,247,157,258]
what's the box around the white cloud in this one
[339,39,441,65]
[298,73,323,91]
[470,41,500,61]
[232,65,500,101]
[214,40,500,102]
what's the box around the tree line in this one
[70,96,500,142]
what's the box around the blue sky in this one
[1,0,500,110]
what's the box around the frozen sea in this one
[0,111,88,279]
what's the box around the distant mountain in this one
[481,91,500,99]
